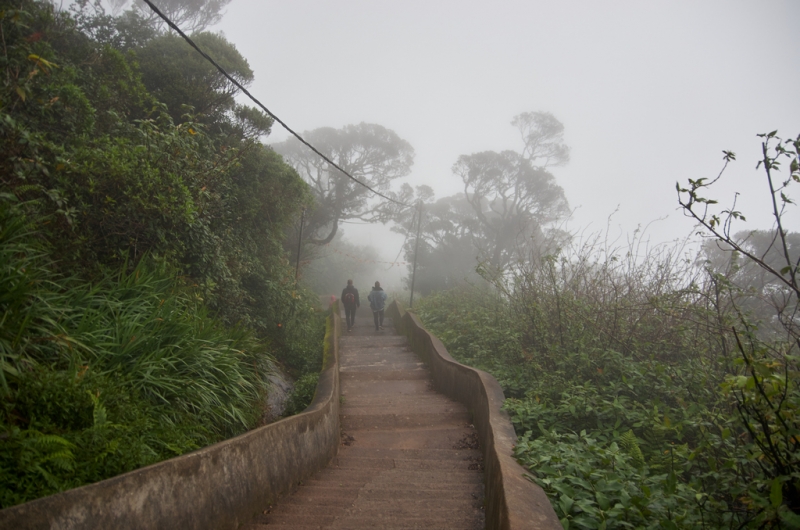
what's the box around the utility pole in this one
[294,208,305,282]
[409,201,423,308]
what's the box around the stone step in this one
[340,339,407,348]
[258,517,483,529]
[342,426,479,450]
[271,492,478,515]
[340,358,415,366]
[268,499,481,526]
[307,468,483,486]
[341,404,466,416]
[339,379,436,396]
[333,447,482,461]
[274,483,483,503]
[255,511,483,529]
[326,455,481,472]
[340,351,414,361]
[341,412,471,431]
[340,396,459,409]
[239,523,325,530]
[340,392,453,402]
[341,351,416,358]
[340,372,430,383]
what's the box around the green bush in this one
[0,199,274,506]
[283,373,321,417]
[415,239,783,528]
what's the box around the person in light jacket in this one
[367,281,387,331]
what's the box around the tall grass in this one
[0,199,275,507]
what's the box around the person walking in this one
[341,279,360,332]
[367,281,387,331]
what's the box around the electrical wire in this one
[386,229,410,271]
[387,208,421,270]
[140,0,412,209]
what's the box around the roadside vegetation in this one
[0,0,324,507]
[416,132,800,528]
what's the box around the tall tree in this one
[104,0,232,32]
[512,111,571,168]
[273,123,415,245]
[135,31,254,125]
[453,149,569,270]
[392,112,570,292]
[393,193,483,295]
[453,112,570,271]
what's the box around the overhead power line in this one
[140,0,411,209]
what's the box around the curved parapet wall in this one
[0,305,343,530]
[386,301,561,530]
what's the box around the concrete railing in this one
[386,301,561,530]
[0,305,343,530]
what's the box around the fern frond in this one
[40,450,75,471]
[619,429,646,468]
[25,432,76,452]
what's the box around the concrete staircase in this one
[245,312,485,529]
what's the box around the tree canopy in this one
[103,0,232,33]
[135,31,255,125]
[393,112,570,293]
[454,149,569,270]
[273,122,415,245]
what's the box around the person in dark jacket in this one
[367,281,387,331]
[341,279,360,332]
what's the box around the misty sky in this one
[211,0,799,271]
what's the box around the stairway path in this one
[245,310,485,529]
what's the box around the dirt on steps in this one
[243,311,485,530]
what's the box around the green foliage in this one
[677,131,800,524]
[0,0,326,507]
[135,31,253,125]
[280,307,330,417]
[283,373,320,417]
[414,233,788,528]
[514,428,750,530]
[0,199,278,506]
[0,0,310,323]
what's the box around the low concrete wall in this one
[0,305,343,530]
[386,301,561,530]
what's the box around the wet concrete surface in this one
[244,310,485,529]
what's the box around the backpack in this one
[344,292,355,305]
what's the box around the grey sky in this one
[212,0,799,265]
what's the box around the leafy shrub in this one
[516,430,704,529]
[0,199,275,506]
[283,373,321,417]
[415,236,786,528]
[282,311,331,416]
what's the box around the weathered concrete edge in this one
[0,305,343,530]
[386,301,561,530]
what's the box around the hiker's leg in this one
[373,310,379,330]
[378,309,384,327]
